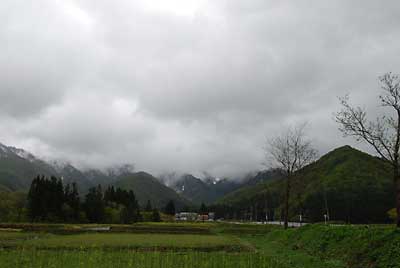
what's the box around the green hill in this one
[114,171,192,210]
[216,146,394,223]
[240,169,284,187]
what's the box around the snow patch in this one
[49,160,71,173]
[14,149,35,161]
[105,164,135,177]
[0,143,37,162]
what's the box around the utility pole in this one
[254,203,258,222]
[323,182,330,223]
[265,196,268,223]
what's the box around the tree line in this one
[25,175,171,223]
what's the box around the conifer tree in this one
[164,200,176,215]
[84,185,105,223]
[145,200,152,211]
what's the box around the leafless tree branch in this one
[264,123,317,229]
[335,72,400,227]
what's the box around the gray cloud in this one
[1,0,400,177]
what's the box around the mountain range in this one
[0,142,189,209]
[1,142,396,223]
[168,169,284,205]
[0,141,281,209]
[170,174,239,205]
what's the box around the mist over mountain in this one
[1,0,400,201]
[165,169,284,205]
[0,142,262,189]
[0,142,252,208]
[0,142,61,191]
[0,142,196,209]
[1,140,399,224]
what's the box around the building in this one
[175,212,198,221]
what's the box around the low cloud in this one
[1,0,400,177]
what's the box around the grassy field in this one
[0,250,285,268]
[0,222,399,268]
[0,222,213,234]
[1,233,247,251]
[239,224,400,268]
[265,224,400,268]
[0,223,279,268]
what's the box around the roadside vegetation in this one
[241,224,400,268]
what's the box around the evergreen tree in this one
[120,190,140,223]
[145,200,152,211]
[65,182,80,221]
[71,183,80,219]
[84,185,105,223]
[164,200,176,215]
[27,175,66,222]
[27,177,147,224]
[104,186,116,204]
[199,203,208,214]
[27,176,42,221]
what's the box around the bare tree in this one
[265,123,317,229]
[335,73,400,227]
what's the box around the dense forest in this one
[0,175,167,224]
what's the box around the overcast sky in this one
[1,0,400,177]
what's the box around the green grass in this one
[2,233,247,251]
[213,223,277,235]
[1,223,399,268]
[241,224,400,268]
[0,250,285,268]
[0,222,214,234]
[0,231,37,241]
[241,235,344,268]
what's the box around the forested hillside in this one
[0,143,191,211]
[215,146,394,223]
[114,172,191,210]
